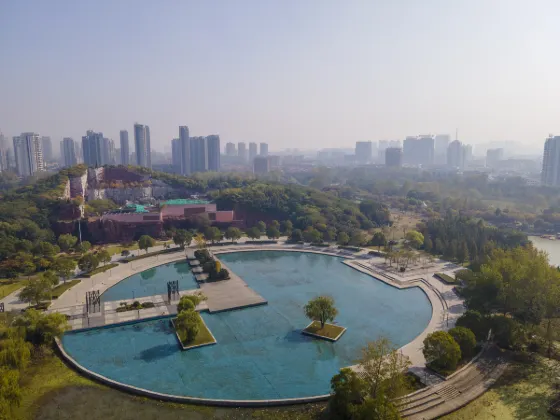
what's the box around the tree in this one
[172,229,192,249]
[423,331,461,372]
[456,241,469,263]
[0,368,21,419]
[75,241,91,254]
[193,233,207,249]
[281,220,293,234]
[270,220,280,229]
[97,249,111,266]
[304,296,338,328]
[256,221,266,233]
[18,277,52,306]
[204,227,222,244]
[349,231,366,246]
[57,234,78,253]
[13,309,68,346]
[370,232,387,251]
[456,310,488,341]
[266,226,281,239]
[77,253,99,272]
[224,227,242,243]
[337,231,350,246]
[405,230,424,249]
[178,292,206,311]
[175,309,201,343]
[303,227,322,243]
[138,235,156,253]
[189,213,211,231]
[246,227,261,240]
[423,235,433,252]
[0,336,31,370]
[177,297,195,313]
[290,229,303,242]
[330,368,368,419]
[40,270,59,287]
[53,257,76,283]
[449,327,477,359]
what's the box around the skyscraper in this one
[82,130,105,166]
[225,142,236,156]
[447,140,464,169]
[190,136,208,173]
[385,147,403,167]
[434,134,450,164]
[249,142,257,162]
[0,130,7,171]
[206,135,221,172]
[179,126,190,175]
[61,138,77,167]
[542,135,560,186]
[355,141,373,164]
[171,138,181,173]
[120,130,129,165]
[403,135,435,166]
[41,136,53,163]
[134,123,151,168]
[238,142,248,161]
[259,142,269,157]
[13,133,44,176]
[486,148,504,168]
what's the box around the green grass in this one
[175,318,215,348]
[82,263,118,278]
[303,321,346,339]
[51,280,81,299]
[103,243,139,256]
[0,278,28,299]
[124,247,180,262]
[434,272,457,284]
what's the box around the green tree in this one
[449,326,477,359]
[456,241,469,263]
[270,220,280,229]
[290,229,303,242]
[177,297,195,312]
[337,231,350,246]
[281,220,293,234]
[0,368,21,419]
[57,234,78,253]
[423,235,433,252]
[97,249,111,266]
[246,227,261,240]
[304,296,338,328]
[18,277,52,306]
[204,227,222,244]
[0,336,31,370]
[405,230,424,249]
[423,331,461,372]
[256,221,266,233]
[266,226,281,239]
[175,309,201,343]
[456,310,488,341]
[370,232,387,250]
[13,309,68,346]
[350,231,366,246]
[303,227,322,243]
[323,228,337,242]
[329,368,368,419]
[138,235,156,253]
[224,227,242,243]
[75,241,91,254]
[172,229,192,249]
[52,257,76,283]
[77,253,99,272]
[40,270,59,287]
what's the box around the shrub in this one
[449,326,477,359]
[456,310,488,341]
[177,296,195,312]
[491,315,525,350]
[423,331,461,373]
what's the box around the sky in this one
[1,0,559,153]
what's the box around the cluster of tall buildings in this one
[223,141,270,174]
[171,127,221,175]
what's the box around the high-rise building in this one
[463,144,473,165]
[385,147,403,167]
[253,156,269,175]
[403,135,435,166]
[0,130,7,171]
[206,135,220,172]
[238,142,248,161]
[434,134,450,164]
[190,136,208,173]
[61,138,77,167]
[82,130,105,166]
[447,140,464,169]
[171,138,181,173]
[355,141,373,164]
[179,126,190,175]
[486,148,504,168]
[102,138,116,165]
[13,132,44,176]
[542,135,560,186]
[120,130,129,165]
[41,136,53,163]
[134,123,151,168]
[259,142,269,157]
[225,142,236,156]
[249,142,257,162]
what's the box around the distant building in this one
[103,138,117,165]
[134,123,151,168]
[259,142,269,157]
[13,132,44,176]
[542,135,560,186]
[61,137,77,167]
[355,141,373,164]
[0,130,7,171]
[403,135,434,166]
[253,156,269,175]
[378,140,400,162]
[191,136,208,173]
[249,142,257,162]
[41,136,53,163]
[486,148,504,168]
[82,130,105,166]
[120,130,129,165]
[434,134,450,164]
[268,155,281,169]
[171,138,181,173]
[225,142,236,156]
[206,135,220,171]
[447,140,464,169]
[238,142,248,161]
[463,144,473,165]
[385,147,403,167]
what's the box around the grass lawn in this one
[18,352,324,420]
[303,321,346,340]
[51,279,81,299]
[442,356,559,420]
[103,243,139,256]
[124,247,181,262]
[0,278,28,299]
[82,263,119,278]
[434,272,457,284]
[174,318,216,348]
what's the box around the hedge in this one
[83,263,119,278]
[434,272,457,284]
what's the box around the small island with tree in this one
[302,296,346,341]
[171,293,217,350]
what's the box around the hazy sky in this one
[1,0,559,152]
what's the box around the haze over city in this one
[1,0,560,153]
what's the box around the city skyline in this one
[2,1,560,153]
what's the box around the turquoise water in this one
[100,261,197,302]
[63,251,432,400]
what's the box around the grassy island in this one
[171,317,216,350]
[302,321,346,341]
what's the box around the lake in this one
[529,236,560,267]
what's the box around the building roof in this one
[163,199,210,205]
